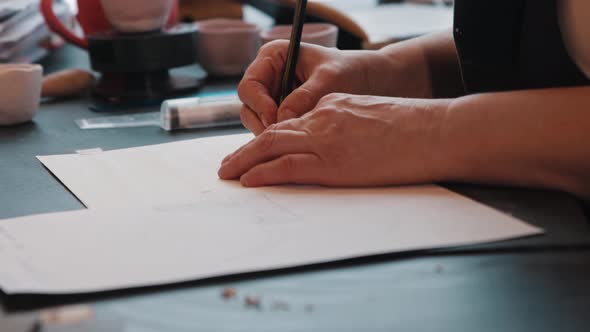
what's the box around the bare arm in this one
[381,30,590,198]
[377,29,464,98]
[440,86,590,200]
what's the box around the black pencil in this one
[279,0,308,105]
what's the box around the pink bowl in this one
[260,23,338,48]
[196,19,262,77]
[0,64,43,125]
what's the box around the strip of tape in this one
[76,148,104,155]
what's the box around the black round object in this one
[91,65,208,109]
[86,24,206,109]
[88,24,198,73]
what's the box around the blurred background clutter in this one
[0,0,454,65]
[0,0,74,63]
[0,0,455,108]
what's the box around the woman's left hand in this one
[218,93,453,187]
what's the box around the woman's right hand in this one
[238,40,394,135]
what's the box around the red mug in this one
[40,0,180,49]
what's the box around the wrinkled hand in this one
[238,41,391,135]
[219,93,452,187]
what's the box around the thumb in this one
[277,77,331,122]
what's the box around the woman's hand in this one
[238,30,464,136]
[219,93,452,187]
[238,41,396,135]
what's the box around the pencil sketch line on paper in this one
[259,192,304,222]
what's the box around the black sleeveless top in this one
[453,0,590,216]
[453,0,590,94]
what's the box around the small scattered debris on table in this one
[220,287,316,314]
[38,305,94,327]
[271,301,290,311]
[244,295,262,309]
[221,287,237,300]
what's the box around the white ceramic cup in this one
[196,19,262,77]
[260,23,339,48]
[100,0,174,32]
[0,64,43,126]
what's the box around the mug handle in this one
[40,0,88,49]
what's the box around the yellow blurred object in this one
[250,0,453,49]
[179,0,243,21]
[42,69,96,99]
[276,0,368,43]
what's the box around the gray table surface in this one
[1,45,589,331]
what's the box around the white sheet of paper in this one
[18,133,542,295]
[0,186,541,295]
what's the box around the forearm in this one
[377,29,464,98]
[439,87,590,200]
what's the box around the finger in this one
[238,66,278,127]
[240,154,324,187]
[277,74,331,122]
[221,122,271,165]
[218,130,310,180]
[238,42,289,127]
[221,128,253,164]
[221,117,302,165]
[221,142,246,166]
[221,106,264,165]
[240,105,265,136]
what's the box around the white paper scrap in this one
[38,134,255,209]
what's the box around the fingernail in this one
[280,109,298,122]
